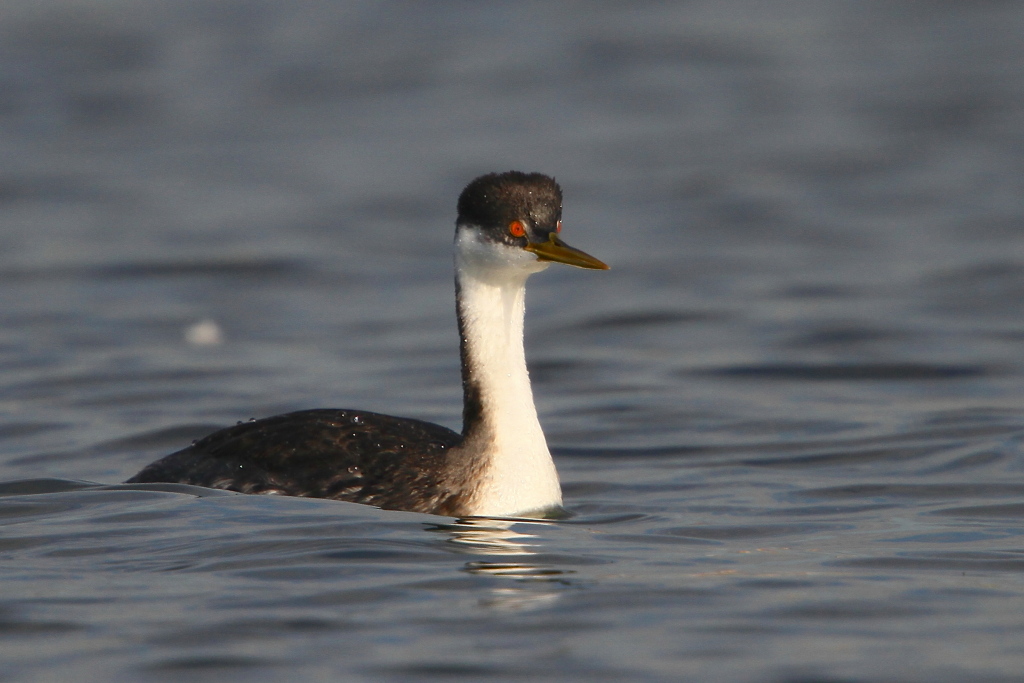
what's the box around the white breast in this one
[453,227,562,516]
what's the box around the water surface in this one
[2,2,1024,681]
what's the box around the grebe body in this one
[127,172,608,517]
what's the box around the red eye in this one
[556,220,562,233]
[509,221,526,237]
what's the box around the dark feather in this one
[126,409,472,514]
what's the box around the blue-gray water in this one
[2,2,1024,681]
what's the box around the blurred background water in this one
[2,1,1024,681]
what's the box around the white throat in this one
[453,226,562,516]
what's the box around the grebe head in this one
[455,172,609,273]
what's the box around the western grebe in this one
[126,171,608,517]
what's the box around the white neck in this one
[452,226,562,516]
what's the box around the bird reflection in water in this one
[426,517,576,588]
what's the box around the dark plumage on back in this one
[126,409,471,515]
